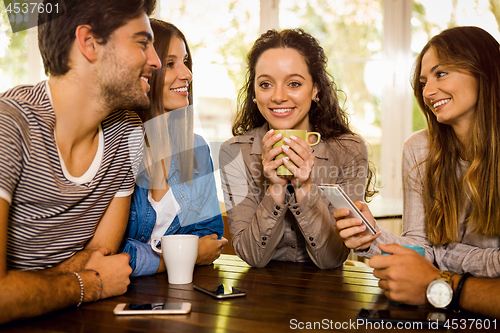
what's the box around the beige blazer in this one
[219,124,369,269]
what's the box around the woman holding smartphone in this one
[335,26,500,306]
[219,29,375,269]
[121,19,227,277]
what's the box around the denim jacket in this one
[121,135,223,276]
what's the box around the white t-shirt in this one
[147,188,181,244]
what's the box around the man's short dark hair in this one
[38,0,156,76]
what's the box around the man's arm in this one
[458,276,500,319]
[370,243,500,319]
[0,199,100,324]
[0,196,132,324]
[45,196,132,274]
[86,196,131,253]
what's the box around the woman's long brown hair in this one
[412,26,500,244]
[232,29,351,140]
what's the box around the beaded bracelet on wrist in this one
[70,272,84,307]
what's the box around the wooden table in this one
[2,255,493,332]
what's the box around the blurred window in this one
[411,0,500,132]
[158,0,260,144]
[0,1,28,92]
[280,0,384,188]
[3,0,500,199]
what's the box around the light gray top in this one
[356,130,500,277]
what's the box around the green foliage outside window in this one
[0,1,28,92]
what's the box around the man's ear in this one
[75,25,99,62]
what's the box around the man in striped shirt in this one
[0,0,161,324]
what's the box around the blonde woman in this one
[335,26,500,308]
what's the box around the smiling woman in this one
[412,26,500,246]
[120,19,227,278]
[219,29,376,269]
[418,48,478,139]
[160,36,192,112]
[334,27,500,311]
[254,47,318,131]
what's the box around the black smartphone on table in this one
[194,284,246,299]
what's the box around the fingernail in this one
[359,225,366,231]
[275,133,282,138]
[283,157,289,163]
[268,129,274,135]
[290,135,297,140]
[282,145,289,151]
[284,137,291,143]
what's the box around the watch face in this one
[426,280,453,308]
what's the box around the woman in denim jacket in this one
[121,20,227,277]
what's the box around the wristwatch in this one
[426,271,455,308]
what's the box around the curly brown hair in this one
[232,29,352,141]
[233,28,377,200]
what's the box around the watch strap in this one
[438,270,455,284]
[451,273,472,313]
[426,271,455,308]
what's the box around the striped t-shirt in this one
[0,81,143,270]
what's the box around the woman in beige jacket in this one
[219,29,375,269]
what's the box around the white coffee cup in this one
[151,234,199,284]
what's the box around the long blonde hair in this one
[412,26,500,244]
[139,19,195,186]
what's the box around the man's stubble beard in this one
[97,48,150,113]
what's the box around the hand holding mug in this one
[274,130,320,201]
[261,129,288,186]
[280,135,318,191]
[272,129,320,180]
[262,129,289,203]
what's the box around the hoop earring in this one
[314,96,319,103]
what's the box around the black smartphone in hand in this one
[319,184,377,235]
